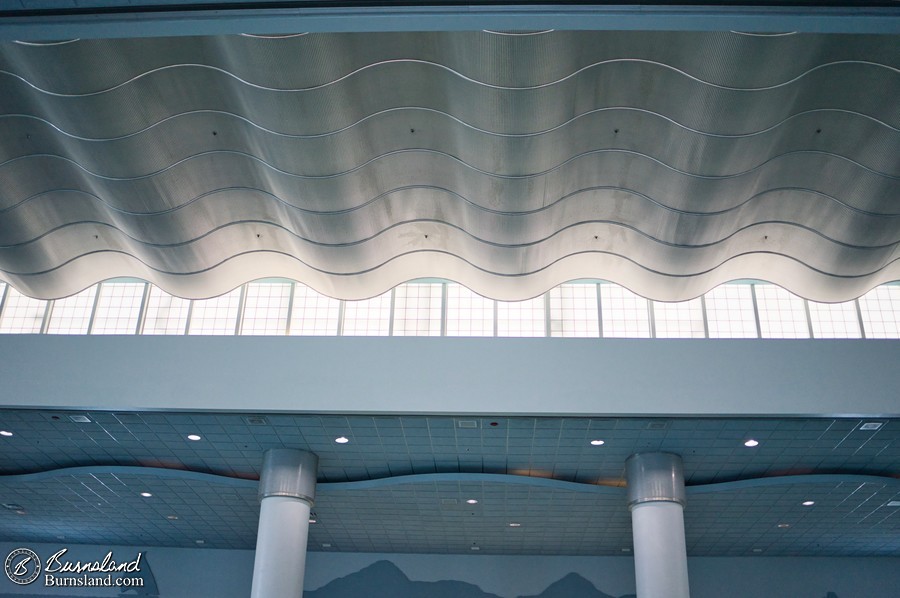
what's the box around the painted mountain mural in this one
[305,560,502,598]
[305,560,636,598]
[518,572,622,598]
[304,560,846,598]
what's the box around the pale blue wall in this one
[2,543,899,598]
[2,336,898,417]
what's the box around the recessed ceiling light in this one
[886,501,900,507]
[470,546,480,551]
[334,436,349,444]
[859,422,883,431]
[322,543,332,548]
[195,540,205,545]
[166,515,179,520]
[15,510,26,515]
[0,431,12,437]
[620,548,631,552]
[309,518,317,524]
[744,439,760,447]
[140,492,152,498]
[508,523,521,527]
[187,434,202,441]
[466,499,478,504]
[777,523,791,528]
[68,415,91,423]
[802,500,815,506]
[590,439,605,446]
[752,548,764,553]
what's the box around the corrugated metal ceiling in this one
[0,30,897,301]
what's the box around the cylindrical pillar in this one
[251,449,318,598]
[626,452,690,598]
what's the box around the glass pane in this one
[599,283,651,338]
[497,296,545,337]
[755,284,810,339]
[188,288,242,335]
[705,284,758,338]
[808,300,862,339]
[289,284,340,336]
[393,283,442,336]
[445,284,493,337]
[549,284,599,338]
[143,286,191,335]
[653,298,705,338]
[858,285,900,339]
[0,287,47,334]
[241,282,291,336]
[90,282,145,335]
[46,286,97,334]
[342,291,391,336]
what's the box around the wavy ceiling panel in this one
[0,31,898,301]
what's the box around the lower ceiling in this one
[1,410,898,556]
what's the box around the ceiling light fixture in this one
[802,500,815,506]
[187,434,202,441]
[859,422,883,431]
[470,546,480,551]
[166,515,179,520]
[309,518,317,524]
[140,492,152,498]
[466,499,478,504]
[621,548,631,552]
[195,540,205,545]
[886,501,900,507]
[744,439,760,447]
[0,431,12,437]
[777,523,791,528]
[752,548,764,553]
[590,439,605,446]
[508,523,521,527]
[334,436,349,444]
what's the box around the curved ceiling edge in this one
[2,466,898,496]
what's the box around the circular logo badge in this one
[4,548,41,585]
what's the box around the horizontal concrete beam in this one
[1,336,897,416]
[2,5,899,41]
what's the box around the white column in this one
[626,452,690,598]
[251,449,318,598]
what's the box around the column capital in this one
[626,452,686,509]
[258,448,318,506]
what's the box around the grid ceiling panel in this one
[0,470,896,557]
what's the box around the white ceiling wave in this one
[0,30,897,301]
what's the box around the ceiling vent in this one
[859,422,883,431]
[457,420,478,429]
[243,416,269,426]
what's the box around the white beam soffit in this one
[0,30,898,302]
